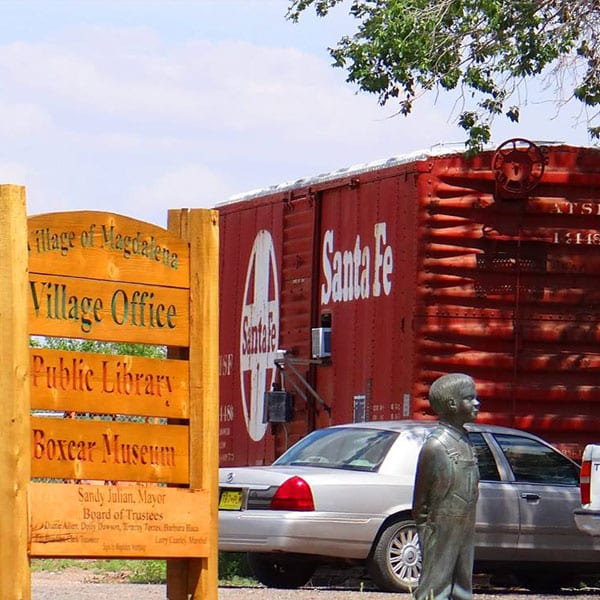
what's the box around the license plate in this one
[219,489,243,510]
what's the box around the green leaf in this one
[288,0,600,147]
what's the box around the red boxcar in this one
[217,139,600,466]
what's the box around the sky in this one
[0,0,594,227]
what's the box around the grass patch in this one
[128,560,166,584]
[31,558,83,572]
[218,552,257,587]
[32,554,257,586]
[31,558,165,583]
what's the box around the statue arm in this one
[412,438,452,527]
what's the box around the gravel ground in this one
[30,569,600,600]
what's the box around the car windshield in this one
[273,427,398,472]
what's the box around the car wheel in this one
[368,518,421,592]
[246,552,317,589]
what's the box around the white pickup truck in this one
[574,444,600,536]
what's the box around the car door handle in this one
[520,492,540,502]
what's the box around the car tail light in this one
[270,476,315,511]
[581,460,591,505]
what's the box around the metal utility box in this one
[311,327,331,359]
[264,391,294,423]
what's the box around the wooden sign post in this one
[0,191,218,600]
[166,209,219,600]
[0,185,30,600]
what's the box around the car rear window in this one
[273,427,398,472]
[493,433,579,485]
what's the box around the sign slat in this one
[29,482,208,558]
[28,212,189,287]
[31,417,189,484]
[30,348,189,418]
[28,274,190,346]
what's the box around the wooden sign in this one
[28,211,189,287]
[29,483,209,558]
[30,348,189,418]
[0,206,221,600]
[28,273,190,346]
[31,417,189,484]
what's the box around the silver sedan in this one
[219,421,600,592]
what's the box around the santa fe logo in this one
[240,230,280,441]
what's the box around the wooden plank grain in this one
[0,185,31,598]
[30,348,189,418]
[166,208,219,600]
[31,417,189,484]
[28,273,190,346]
[28,211,189,287]
[30,482,209,558]
[188,209,220,600]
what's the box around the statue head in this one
[429,373,479,425]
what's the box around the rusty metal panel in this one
[413,144,600,457]
[277,194,318,454]
[315,169,418,425]
[217,192,318,466]
[218,197,284,467]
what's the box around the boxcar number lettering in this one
[553,231,600,245]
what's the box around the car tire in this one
[247,552,317,589]
[368,518,421,593]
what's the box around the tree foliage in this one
[287,0,600,151]
[30,336,166,359]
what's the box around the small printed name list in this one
[29,483,209,558]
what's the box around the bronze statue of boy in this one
[412,373,480,600]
